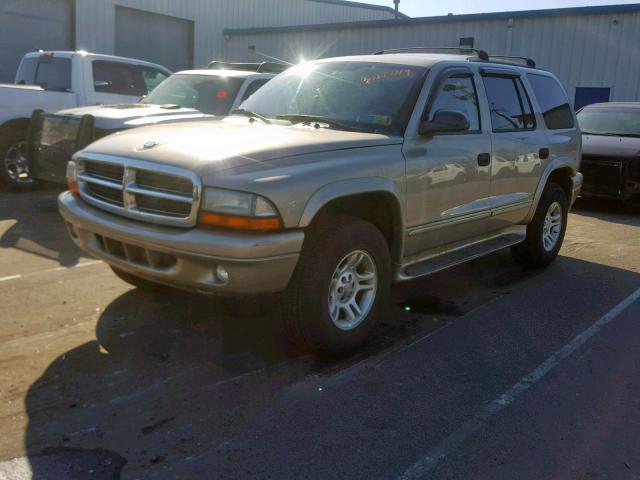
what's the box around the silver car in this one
[59,48,582,352]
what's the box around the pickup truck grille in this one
[77,155,201,228]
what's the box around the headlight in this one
[199,187,283,231]
[66,160,79,195]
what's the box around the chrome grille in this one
[136,170,192,195]
[77,154,201,228]
[86,182,124,206]
[84,161,124,182]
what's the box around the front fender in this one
[298,177,402,227]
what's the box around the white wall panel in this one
[226,9,640,103]
[73,0,396,70]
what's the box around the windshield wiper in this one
[276,114,358,132]
[231,108,271,124]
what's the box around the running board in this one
[399,232,526,280]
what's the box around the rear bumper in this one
[58,191,304,295]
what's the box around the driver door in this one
[403,67,492,257]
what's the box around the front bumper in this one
[580,156,640,201]
[59,191,304,295]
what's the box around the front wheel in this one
[282,215,391,353]
[512,182,568,268]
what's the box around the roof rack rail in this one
[373,46,490,61]
[487,55,536,68]
[207,61,289,74]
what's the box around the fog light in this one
[216,265,229,284]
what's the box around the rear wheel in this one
[282,215,391,353]
[0,130,34,190]
[512,182,568,268]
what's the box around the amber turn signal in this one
[67,178,80,195]
[198,212,283,231]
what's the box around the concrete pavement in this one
[0,188,639,479]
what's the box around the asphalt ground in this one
[0,187,639,480]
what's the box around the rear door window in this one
[92,61,143,96]
[482,75,534,131]
[527,74,574,129]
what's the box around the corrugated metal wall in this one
[225,10,640,103]
[0,0,74,82]
[74,0,395,69]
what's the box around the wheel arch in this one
[0,118,31,144]
[299,178,404,265]
[525,159,577,223]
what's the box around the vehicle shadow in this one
[17,245,537,479]
[21,252,630,479]
[21,288,294,479]
[0,186,88,267]
[573,196,640,227]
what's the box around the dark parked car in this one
[577,102,640,202]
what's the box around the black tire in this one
[0,128,34,191]
[110,266,172,293]
[511,182,568,269]
[282,215,391,353]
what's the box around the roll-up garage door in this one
[115,6,193,73]
[0,0,74,82]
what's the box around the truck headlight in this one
[66,160,80,195]
[198,187,283,231]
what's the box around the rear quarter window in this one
[16,57,71,91]
[528,74,574,130]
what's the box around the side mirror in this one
[419,110,470,135]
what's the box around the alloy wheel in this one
[327,249,378,331]
[3,141,32,185]
[542,201,562,251]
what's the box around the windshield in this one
[239,61,428,135]
[577,107,640,137]
[142,74,244,115]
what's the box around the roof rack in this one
[486,55,536,68]
[207,61,289,74]
[374,46,490,61]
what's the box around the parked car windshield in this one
[577,107,640,137]
[239,61,428,135]
[141,74,244,115]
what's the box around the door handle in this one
[477,153,491,167]
[539,148,550,159]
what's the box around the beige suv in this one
[59,48,582,352]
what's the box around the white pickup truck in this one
[0,50,171,189]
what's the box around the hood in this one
[57,103,210,130]
[82,117,401,173]
[582,134,640,158]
